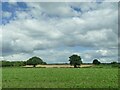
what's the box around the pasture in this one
[2,66,118,88]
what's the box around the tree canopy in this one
[111,61,117,64]
[69,54,82,68]
[1,61,26,67]
[26,56,45,67]
[93,59,101,65]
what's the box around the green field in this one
[2,67,118,88]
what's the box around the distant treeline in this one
[0,61,26,67]
[0,60,119,67]
[0,60,47,67]
[0,55,119,67]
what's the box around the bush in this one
[111,61,117,64]
[2,61,26,67]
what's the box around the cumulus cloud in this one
[1,2,118,63]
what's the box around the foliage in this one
[1,56,46,67]
[93,59,101,65]
[42,62,47,65]
[69,54,82,68]
[26,56,45,67]
[1,61,26,67]
[111,61,119,68]
[111,61,117,64]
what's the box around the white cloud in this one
[5,0,120,2]
[2,2,118,63]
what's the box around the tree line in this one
[0,54,119,68]
[1,56,47,67]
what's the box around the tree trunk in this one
[33,65,36,67]
[74,64,77,68]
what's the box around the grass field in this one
[2,66,118,88]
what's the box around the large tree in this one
[93,59,101,65]
[69,54,82,68]
[26,56,44,67]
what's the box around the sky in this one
[1,1,118,63]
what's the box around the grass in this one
[2,67,119,88]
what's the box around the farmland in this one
[2,66,118,88]
[23,64,93,68]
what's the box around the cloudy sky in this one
[1,1,118,63]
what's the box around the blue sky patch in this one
[2,2,28,25]
[71,6,82,13]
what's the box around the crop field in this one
[2,66,119,88]
[24,64,93,68]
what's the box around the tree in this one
[1,61,26,67]
[2,61,13,67]
[69,54,82,68]
[26,56,44,67]
[93,59,101,65]
[42,62,47,65]
[111,61,117,64]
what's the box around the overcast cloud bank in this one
[1,2,118,63]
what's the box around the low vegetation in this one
[2,67,118,88]
[1,61,26,67]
